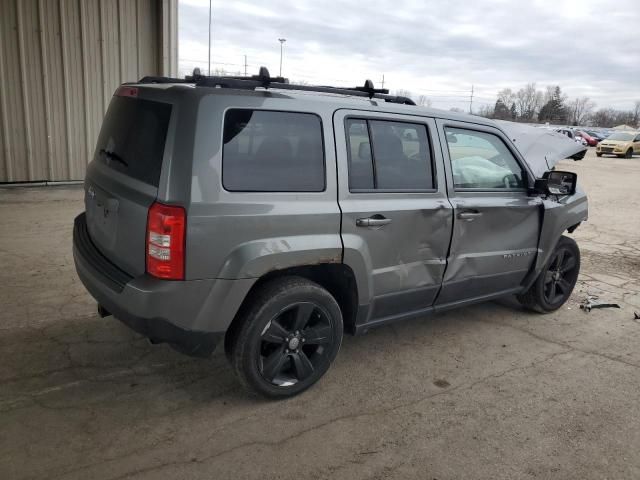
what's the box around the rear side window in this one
[346,118,435,191]
[223,110,325,192]
[95,96,172,186]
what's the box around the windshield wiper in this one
[99,149,128,167]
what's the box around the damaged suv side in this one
[73,69,588,398]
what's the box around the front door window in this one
[444,127,526,190]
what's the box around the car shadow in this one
[1,295,537,413]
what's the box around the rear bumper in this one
[99,302,223,357]
[73,213,254,356]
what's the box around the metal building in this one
[0,0,178,183]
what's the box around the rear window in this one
[223,109,325,192]
[95,96,172,186]
[346,118,435,191]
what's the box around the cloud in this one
[179,0,640,110]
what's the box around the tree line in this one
[475,83,640,128]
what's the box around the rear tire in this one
[228,276,343,398]
[517,235,580,313]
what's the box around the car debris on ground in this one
[579,295,621,312]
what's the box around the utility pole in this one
[207,0,212,75]
[278,38,286,76]
[381,74,385,89]
[469,84,474,114]
[244,55,247,76]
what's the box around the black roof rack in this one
[138,66,416,106]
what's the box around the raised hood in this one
[495,121,587,178]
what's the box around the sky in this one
[178,0,639,112]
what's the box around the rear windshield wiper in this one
[99,149,128,167]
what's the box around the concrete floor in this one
[1,150,639,479]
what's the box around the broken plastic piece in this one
[579,295,621,313]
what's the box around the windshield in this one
[607,133,634,141]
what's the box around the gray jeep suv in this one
[73,68,588,398]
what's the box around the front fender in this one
[525,186,588,288]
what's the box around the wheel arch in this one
[224,263,360,356]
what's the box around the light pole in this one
[278,38,286,76]
[208,0,212,75]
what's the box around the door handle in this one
[356,215,392,227]
[457,211,483,220]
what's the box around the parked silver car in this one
[73,68,588,398]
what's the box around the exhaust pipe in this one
[97,304,112,318]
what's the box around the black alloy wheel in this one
[517,235,580,313]
[542,246,579,306]
[259,302,334,386]
[228,276,343,398]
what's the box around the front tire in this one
[228,276,343,398]
[596,152,602,157]
[517,236,580,313]
[625,148,633,159]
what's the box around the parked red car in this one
[576,130,598,146]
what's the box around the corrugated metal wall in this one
[0,0,177,182]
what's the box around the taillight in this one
[146,202,185,280]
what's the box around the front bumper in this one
[597,145,625,154]
[73,213,253,356]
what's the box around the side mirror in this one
[533,171,577,196]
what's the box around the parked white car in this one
[556,128,588,146]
